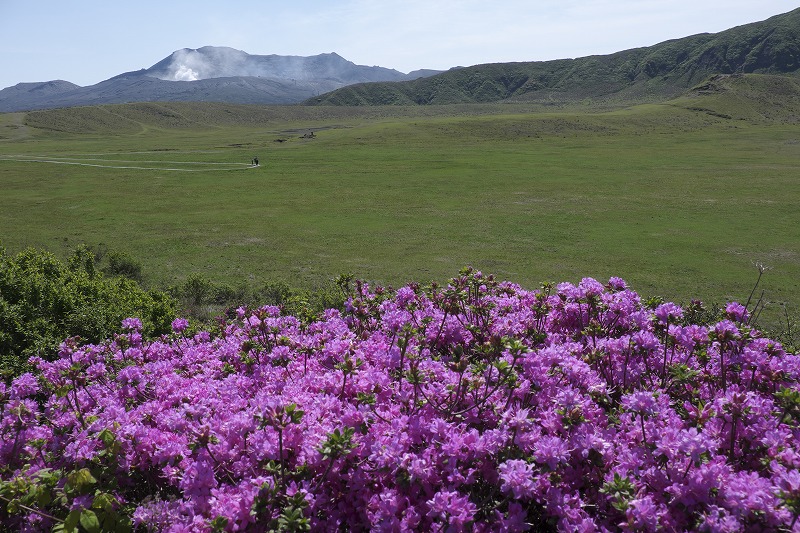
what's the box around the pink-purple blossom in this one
[2,272,799,531]
[498,459,537,499]
[171,317,189,333]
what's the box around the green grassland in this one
[1,77,799,332]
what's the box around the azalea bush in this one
[2,269,800,531]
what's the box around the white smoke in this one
[172,64,200,81]
[155,49,210,81]
[151,47,324,82]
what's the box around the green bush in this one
[166,272,352,325]
[0,245,177,379]
[103,250,144,282]
[180,273,215,306]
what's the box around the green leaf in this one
[111,514,133,533]
[35,486,52,508]
[66,468,97,494]
[97,428,116,447]
[92,491,117,512]
[209,516,229,532]
[6,499,20,515]
[356,392,376,405]
[79,509,101,533]
[63,509,81,532]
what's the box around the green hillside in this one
[17,101,543,136]
[11,73,800,137]
[674,73,800,122]
[306,8,800,106]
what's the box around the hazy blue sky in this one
[0,0,794,89]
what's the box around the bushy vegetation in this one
[0,245,177,379]
[2,269,799,531]
[0,242,359,381]
[168,273,350,324]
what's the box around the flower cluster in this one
[2,270,800,531]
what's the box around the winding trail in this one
[0,154,256,172]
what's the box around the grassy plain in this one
[1,93,799,331]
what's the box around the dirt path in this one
[0,154,255,172]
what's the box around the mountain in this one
[5,8,799,113]
[1,80,80,97]
[144,47,419,84]
[305,8,800,106]
[0,81,81,111]
[0,48,442,112]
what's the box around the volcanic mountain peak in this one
[144,46,400,84]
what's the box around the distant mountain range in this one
[307,7,800,106]
[3,8,800,113]
[0,47,443,112]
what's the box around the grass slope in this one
[17,101,551,135]
[306,8,800,106]
[0,75,799,334]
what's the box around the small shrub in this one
[259,280,293,306]
[103,250,143,282]
[181,273,214,306]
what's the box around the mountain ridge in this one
[3,8,800,112]
[305,8,800,106]
[0,48,443,112]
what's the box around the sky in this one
[0,0,795,90]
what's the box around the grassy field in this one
[1,89,799,332]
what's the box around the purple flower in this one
[533,436,571,471]
[180,456,218,499]
[70,494,93,511]
[171,318,189,333]
[625,496,663,531]
[621,391,659,416]
[578,277,605,297]
[713,320,741,341]
[776,466,800,494]
[426,490,477,529]
[724,302,748,323]
[395,286,416,307]
[655,302,683,325]
[381,308,411,334]
[121,317,143,331]
[677,427,716,463]
[498,459,536,500]
[117,365,143,386]
[608,277,628,291]
[10,373,39,399]
[697,505,742,532]
[3,272,800,531]
[495,502,531,532]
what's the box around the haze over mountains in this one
[2,7,799,113]
[0,47,443,112]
